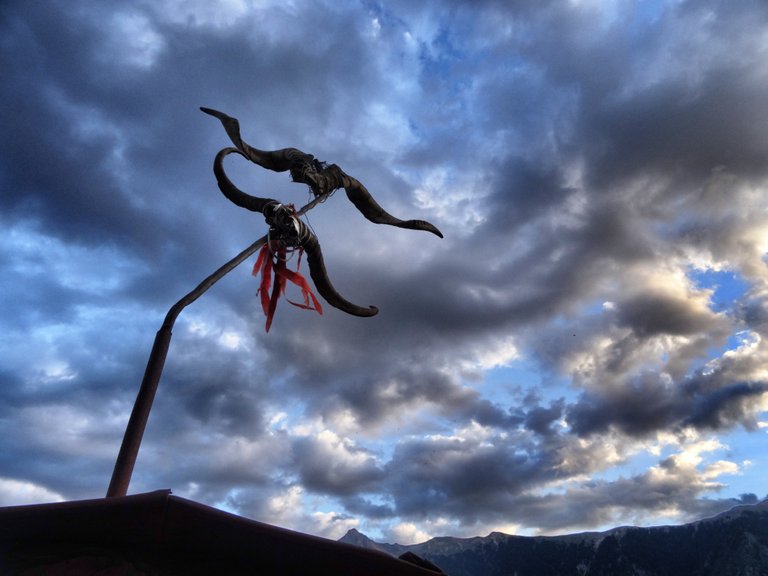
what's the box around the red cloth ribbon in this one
[252,242,323,332]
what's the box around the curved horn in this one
[213,148,278,213]
[203,107,444,239]
[338,169,444,238]
[300,232,379,318]
[202,107,313,173]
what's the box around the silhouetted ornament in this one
[202,107,443,329]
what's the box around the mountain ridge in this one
[339,499,768,576]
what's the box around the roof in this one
[0,490,444,575]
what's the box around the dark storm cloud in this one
[500,468,748,534]
[257,313,519,431]
[160,346,269,437]
[522,398,566,437]
[739,297,768,331]
[341,495,396,519]
[384,431,552,523]
[1,4,162,244]
[369,422,754,534]
[1,0,394,300]
[684,381,768,431]
[617,291,723,337]
[485,158,574,229]
[375,419,690,532]
[0,268,83,330]
[568,372,768,439]
[292,435,385,496]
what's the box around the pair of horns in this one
[203,107,442,317]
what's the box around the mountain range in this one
[339,500,768,576]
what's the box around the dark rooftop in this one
[0,489,444,575]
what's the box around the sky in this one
[1,0,767,545]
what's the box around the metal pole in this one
[106,236,267,497]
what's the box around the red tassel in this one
[253,244,273,318]
[252,242,323,332]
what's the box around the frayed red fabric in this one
[253,243,323,332]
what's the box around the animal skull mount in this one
[202,107,443,322]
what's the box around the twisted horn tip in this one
[427,225,444,239]
[408,220,443,238]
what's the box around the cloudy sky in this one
[2,0,768,544]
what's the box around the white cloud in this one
[0,478,65,507]
[148,0,253,29]
[17,404,123,459]
[107,11,166,69]
[311,510,360,540]
[265,485,305,526]
[389,522,432,545]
